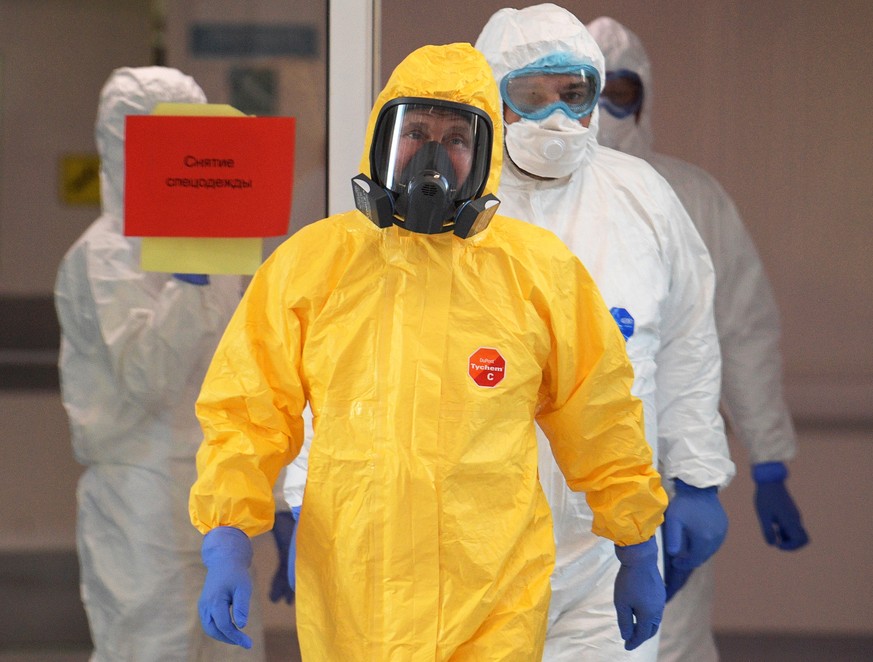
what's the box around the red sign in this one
[124,115,295,238]
[469,347,506,388]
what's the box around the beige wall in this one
[0,0,870,639]
[379,0,873,422]
[716,428,872,634]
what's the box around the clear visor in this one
[600,69,644,119]
[371,99,492,204]
[501,63,601,121]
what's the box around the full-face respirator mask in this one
[351,97,500,239]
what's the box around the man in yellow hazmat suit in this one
[189,43,668,660]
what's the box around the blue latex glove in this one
[753,462,809,550]
[663,546,694,602]
[287,505,301,591]
[664,477,728,572]
[173,273,210,285]
[198,526,254,649]
[269,511,296,604]
[614,538,665,651]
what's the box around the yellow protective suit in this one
[190,43,666,661]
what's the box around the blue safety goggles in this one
[599,69,644,119]
[500,56,601,121]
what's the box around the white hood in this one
[475,3,606,168]
[95,66,206,221]
[587,16,655,158]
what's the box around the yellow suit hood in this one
[359,43,503,199]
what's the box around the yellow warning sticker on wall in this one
[60,154,101,206]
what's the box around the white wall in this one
[0,392,79,550]
[0,0,151,541]
[0,0,153,295]
[163,0,328,243]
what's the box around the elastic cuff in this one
[614,537,658,564]
[752,461,788,484]
[673,477,718,494]
[202,526,253,565]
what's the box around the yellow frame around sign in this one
[138,102,266,275]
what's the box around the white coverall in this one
[54,67,264,662]
[474,5,736,661]
[590,16,800,662]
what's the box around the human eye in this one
[400,118,431,142]
[446,139,469,154]
[442,133,469,149]
[561,82,590,105]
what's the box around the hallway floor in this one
[1,551,870,660]
[2,631,872,661]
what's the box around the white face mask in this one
[597,111,649,159]
[504,111,591,179]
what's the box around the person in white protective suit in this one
[54,66,290,662]
[471,4,737,659]
[589,16,810,662]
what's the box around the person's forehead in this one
[402,109,472,127]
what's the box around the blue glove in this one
[614,538,665,651]
[287,505,301,591]
[663,546,694,602]
[198,526,254,649]
[753,462,809,550]
[173,273,210,285]
[269,511,296,604]
[664,478,728,577]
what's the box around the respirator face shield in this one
[354,98,495,236]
